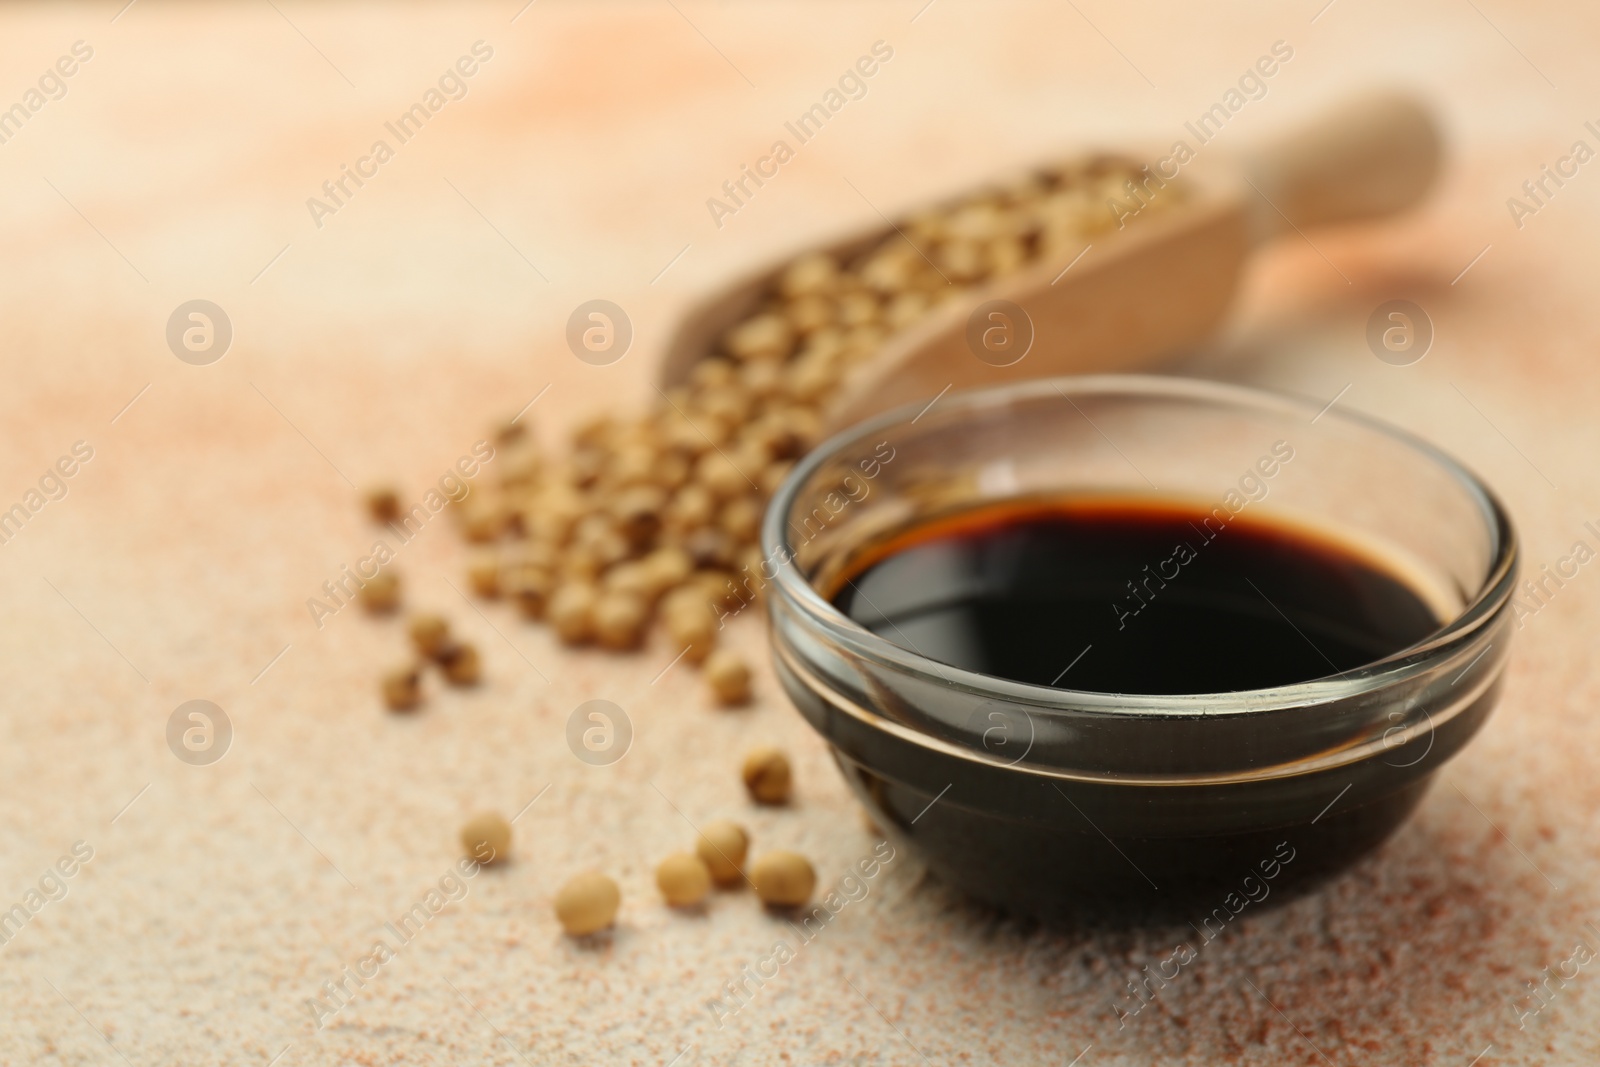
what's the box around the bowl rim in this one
[762,374,1519,717]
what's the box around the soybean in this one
[548,582,598,645]
[555,871,621,936]
[695,820,750,887]
[381,665,423,712]
[705,649,752,706]
[593,590,648,650]
[438,642,481,686]
[655,853,712,907]
[408,613,450,659]
[750,850,816,907]
[358,571,402,614]
[742,746,792,805]
[460,811,511,865]
[365,486,402,524]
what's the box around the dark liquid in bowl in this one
[782,496,1503,921]
[828,497,1441,693]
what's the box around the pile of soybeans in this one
[439,154,1179,702]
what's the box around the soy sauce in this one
[828,497,1441,694]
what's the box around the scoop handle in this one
[1240,91,1441,237]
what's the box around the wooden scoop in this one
[658,91,1440,430]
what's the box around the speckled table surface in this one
[2,2,1599,1064]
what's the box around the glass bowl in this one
[761,375,1517,922]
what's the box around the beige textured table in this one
[2,2,1598,1064]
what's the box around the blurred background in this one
[1,2,1597,1065]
